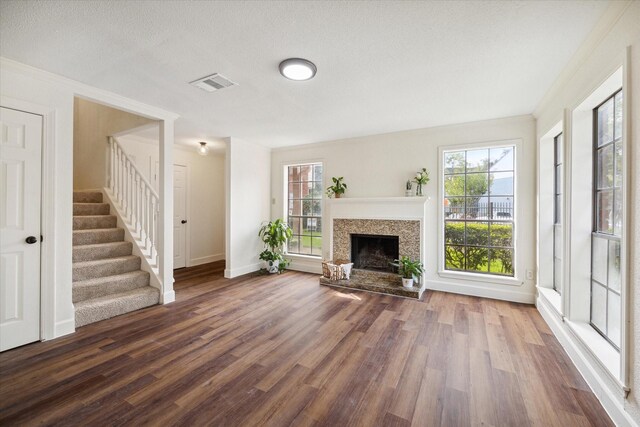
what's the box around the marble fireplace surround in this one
[332,219,420,262]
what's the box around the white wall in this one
[225,137,271,278]
[271,115,537,303]
[74,98,155,190]
[533,2,640,425]
[117,133,225,266]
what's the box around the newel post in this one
[158,119,175,303]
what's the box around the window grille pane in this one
[466,149,489,172]
[489,147,514,172]
[597,97,614,146]
[608,291,621,348]
[613,190,622,236]
[490,223,513,248]
[466,222,489,247]
[444,197,465,218]
[288,166,299,180]
[444,175,465,197]
[614,92,623,140]
[311,237,323,256]
[313,164,323,182]
[289,199,301,216]
[465,173,489,197]
[608,240,621,293]
[591,282,607,333]
[555,134,563,163]
[444,245,465,271]
[597,144,614,190]
[288,217,301,236]
[466,247,489,273]
[596,191,614,233]
[591,236,608,285]
[488,196,513,220]
[288,236,299,254]
[614,142,623,188]
[444,221,465,245]
[444,151,465,174]
[489,172,514,196]
[299,165,313,181]
[489,249,513,276]
[289,182,301,199]
[299,236,312,255]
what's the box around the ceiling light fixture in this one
[279,58,317,81]
[197,141,209,156]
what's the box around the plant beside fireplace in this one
[392,256,424,288]
[258,219,292,274]
[326,176,347,198]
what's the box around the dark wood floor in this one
[0,262,613,426]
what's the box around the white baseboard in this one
[53,318,75,339]
[224,262,262,279]
[425,278,535,304]
[537,294,637,427]
[190,253,224,266]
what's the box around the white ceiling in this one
[1,0,610,148]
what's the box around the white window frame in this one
[437,139,522,286]
[283,161,324,259]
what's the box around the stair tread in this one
[73,202,109,205]
[73,215,116,218]
[73,227,122,233]
[74,286,159,308]
[73,270,149,286]
[74,241,130,249]
[73,255,139,268]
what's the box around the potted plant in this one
[326,177,347,198]
[258,219,293,273]
[393,256,425,288]
[405,180,413,197]
[413,168,430,196]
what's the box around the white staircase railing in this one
[107,136,159,265]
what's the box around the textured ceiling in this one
[0,0,610,148]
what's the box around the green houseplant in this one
[326,177,347,198]
[413,168,430,197]
[393,256,425,288]
[258,219,293,273]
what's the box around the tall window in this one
[591,90,623,348]
[286,163,323,257]
[553,133,563,293]
[443,146,515,276]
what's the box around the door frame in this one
[1,96,55,341]
[173,162,191,268]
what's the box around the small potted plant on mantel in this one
[326,177,347,198]
[258,218,292,273]
[393,256,425,288]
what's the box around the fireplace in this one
[351,234,399,273]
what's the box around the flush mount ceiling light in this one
[279,58,317,81]
[197,141,209,156]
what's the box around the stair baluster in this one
[106,136,160,266]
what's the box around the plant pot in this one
[267,260,280,274]
[405,190,413,197]
[402,277,414,288]
[335,193,341,199]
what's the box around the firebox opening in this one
[350,234,399,273]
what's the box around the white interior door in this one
[0,107,42,352]
[173,164,187,269]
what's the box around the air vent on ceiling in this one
[190,73,237,92]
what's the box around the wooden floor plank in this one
[0,261,613,426]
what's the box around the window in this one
[553,133,563,293]
[286,163,323,257]
[591,90,623,348]
[443,146,515,276]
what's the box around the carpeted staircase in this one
[73,191,159,327]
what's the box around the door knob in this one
[25,236,38,244]
[181,220,187,224]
